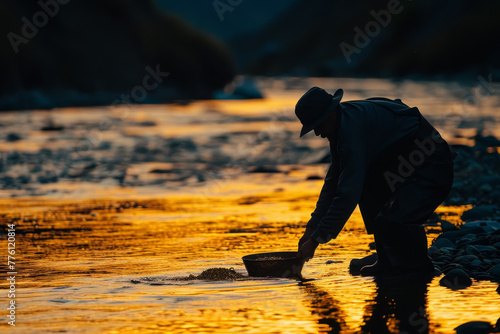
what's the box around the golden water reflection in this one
[0,193,499,333]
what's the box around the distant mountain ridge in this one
[231,0,499,77]
[0,0,235,110]
[157,0,500,77]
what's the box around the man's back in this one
[335,98,421,170]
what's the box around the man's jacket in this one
[307,98,456,244]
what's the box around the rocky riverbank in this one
[446,136,500,206]
[424,132,500,289]
[430,217,500,288]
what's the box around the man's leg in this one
[361,152,454,275]
[349,170,394,274]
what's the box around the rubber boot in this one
[361,222,434,277]
[349,253,378,275]
[359,231,392,276]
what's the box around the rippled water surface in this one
[0,77,500,333]
[0,196,498,333]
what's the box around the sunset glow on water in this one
[0,194,498,333]
[0,78,499,333]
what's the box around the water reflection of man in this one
[300,278,430,333]
[295,87,456,276]
[299,281,347,333]
[361,278,430,333]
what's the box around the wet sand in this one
[1,77,500,333]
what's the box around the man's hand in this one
[297,238,319,261]
[298,227,315,250]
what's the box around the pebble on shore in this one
[430,206,500,289]
[439,268,472,290]
[454,320,496,334]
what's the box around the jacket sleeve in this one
[306,157,340,229]
[310,129,367,244]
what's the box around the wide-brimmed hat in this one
[295,87,343,137]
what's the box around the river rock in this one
[233,79,264,99]
[428,246,439,258]
[214,79,264,100]
[454,254,479,264]
[490,264,500,279]
[249,165,280,173]
[462,220,500,233]
[456,238,474,248]
[454,321,493,334]
[456,234,476,245]
[469,259,484,270]
[433,238,455,248]
[470,272,495,281]
[6,133,22,142]
[465,245,482,257]
[463,233,484,240]
[433,255,453,265]
[442,263,465,274]
[437,247,455,256]
[474,245,499,256]
[467,236,491,246]
[461,205,500,221]
[439,268,472,290]
[441,219,458,232]
[439,227,486,243]
[349,253,378,274]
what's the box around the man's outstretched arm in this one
[298,158,340,249]
[310,135,367,244]
[307,161,341,229]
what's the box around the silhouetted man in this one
[295,87,456,276]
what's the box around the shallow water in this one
[1,77,500,333]
[0,195,498,333]
[0,77,499,199]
